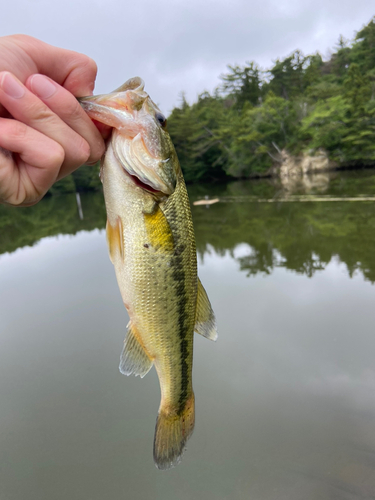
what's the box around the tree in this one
[350,17,375,73]
[267,50,306,99]
[226,92,299,176]
[220,62,262,109]
[168,92,230,182]
[331,35,351,80]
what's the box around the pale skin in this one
[0,34,111,207]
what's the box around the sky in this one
[1,0,374,114]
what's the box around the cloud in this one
[0,0,373,112]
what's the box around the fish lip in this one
[79,100,135,130]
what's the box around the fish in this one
[80,77,217,470]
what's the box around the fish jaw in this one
[80,78,177,196]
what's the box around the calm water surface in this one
[2,170,375,499]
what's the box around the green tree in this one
[343,63,371,110]
[227,92,298,176]
[350,17,375,73]
[267,50,306,99]
[220,62,262,109]
[300,96,350,162]
[168,92,230,182]
[332,35,351,80]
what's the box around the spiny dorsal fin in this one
[119,321,153,378]
[194,279,217,341]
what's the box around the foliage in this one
[227,92,299,176]
[220,61,262,108]
[167,16,375,182]
[45,16,375,188]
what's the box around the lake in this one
[1,169,375,499]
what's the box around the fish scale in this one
[80,78,217,470]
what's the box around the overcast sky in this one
[1,0,374,114]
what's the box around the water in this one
[1,170,375,499]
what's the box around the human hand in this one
[0,35,108,207]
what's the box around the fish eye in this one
[155,112,167,128]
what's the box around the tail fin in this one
[153,393,195,470]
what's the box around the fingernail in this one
[30,74,57,99]
[0,72,25,99]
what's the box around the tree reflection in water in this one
[2,169,375,282]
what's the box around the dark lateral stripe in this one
[168,205,190,415]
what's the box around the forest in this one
[53,16,375,191]
[168,16,375,183]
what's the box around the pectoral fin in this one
[106,217,124,263]
[194,279,217,341]
[119,322,153,378]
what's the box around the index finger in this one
[9,35,98,97]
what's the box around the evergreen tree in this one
[220,62,262,109]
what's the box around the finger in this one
[0,118,64,206]
[0,71,91,179]
[9,35,98,96]
[26,74,105,163]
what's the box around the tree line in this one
[52,16,375,192]
[168,17,375,182]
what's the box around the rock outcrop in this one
[275,149,337,177]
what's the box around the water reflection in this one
[2,170,375,283]
[278,171,331,194]
[190,170,375,282]
[2,170,375,499]
[0,192,106,255]
[192,198,375,281]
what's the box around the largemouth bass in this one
[80,78,217,470]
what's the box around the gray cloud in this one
[0,0,373,112]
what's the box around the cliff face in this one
[275,149,337,177]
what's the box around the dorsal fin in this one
[119,321,153,378]
[194,279,217,341]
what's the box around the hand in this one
[0,35,107,207]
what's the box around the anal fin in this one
[194,278,217,341]
[119,321,153,378]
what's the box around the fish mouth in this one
[125,171,162,194]
[81,102,174,195]
[79,77,176,195]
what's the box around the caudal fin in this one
[153,393,195,470]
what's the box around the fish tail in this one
[153,393,195,470]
